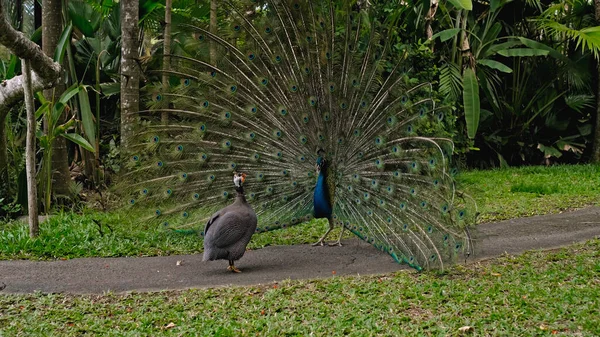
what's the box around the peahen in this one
[203,172,257,272]
[123,0,476,271]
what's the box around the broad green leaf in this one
[517,37,566,61]
[58,83,81,106]
[51,83,80,125]
[490,0,512,12]
[490,0,502,12]
[35,102,50,120]
[463,67,480,139]
[78,86,96,145]
[51,102,67,126]
[6,55,18,79]
[485,23,502,43]
[478,59,512,73]
[448,0,473,10]
[537,143,562,158]
[99,82,121,97]
[497,48,549,57]
[61,133,95,152]
[487,40,522,55]
[34,91,47,105]
[577,124,593,137]
[431,28,461,42]
[30,26,42,43]
[68,1,101,37]
[53,23,73,63]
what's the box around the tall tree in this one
[42,0,71,200]
[0,0,24,202]
[593,0,600,162]
[120,0,140,149]
[210,0,216,64]
[21,59,39,237]
[161,0,172,124]
[0,0,61,203]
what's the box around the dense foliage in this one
[0,0,599,218]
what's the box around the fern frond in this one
[439,62,462,101]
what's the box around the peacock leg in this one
[227,260,241,273]
[329,224,344,247]
[312,218,334,246]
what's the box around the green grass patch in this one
[1,239,599,336]
[1,164,599,260]
[458,164,600,223]
[0,210,335,260]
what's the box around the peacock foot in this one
[312,239,326,246]
[328,241,343,247]
[227,265,242,273]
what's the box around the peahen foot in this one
[228,261,241,273]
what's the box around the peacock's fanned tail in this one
[122,0,477,271]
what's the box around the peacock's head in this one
[316,149,327,175]
[233,172,247,188]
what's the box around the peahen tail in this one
[121,0,477,271]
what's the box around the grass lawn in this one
[1,164,599,260]
[458,164,600,223]
[1,239,599,336]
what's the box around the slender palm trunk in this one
[210,0,217,65]
[120,0,140,149]
[42,0,71,201]
[22,59,39,237]
[593,0,600,162]
[0,108,8,201]
[161,0,172,124]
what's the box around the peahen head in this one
[233,172,247,191]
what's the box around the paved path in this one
[1,207,599,294]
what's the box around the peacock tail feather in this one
[122,0,477,271]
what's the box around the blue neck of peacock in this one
[313,167,332,218]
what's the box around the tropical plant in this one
[34,84,95,212]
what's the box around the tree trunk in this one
[210,0,217,64]
[120,0,140,149]
[425,0,439,51]
[0,1,61,200]
[0,108,8,201]
[42,0,71,200]
[21,59,39,238]
[161,0,172,124]
[592,0,600,162]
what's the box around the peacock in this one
[123,0,477,271]
[203,172,257,273]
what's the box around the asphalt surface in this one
[1,207,599,294]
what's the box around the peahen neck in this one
[235,186,247,204]
[313,167,332,219]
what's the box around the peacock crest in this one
[122,0,477,271]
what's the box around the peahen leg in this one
[312,218,335,246]
[227,260,241,273]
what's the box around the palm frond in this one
[537,19,600,59]
[564,94,594,113]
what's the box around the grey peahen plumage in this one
[203,172,257,272]
[123,0,477,271]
